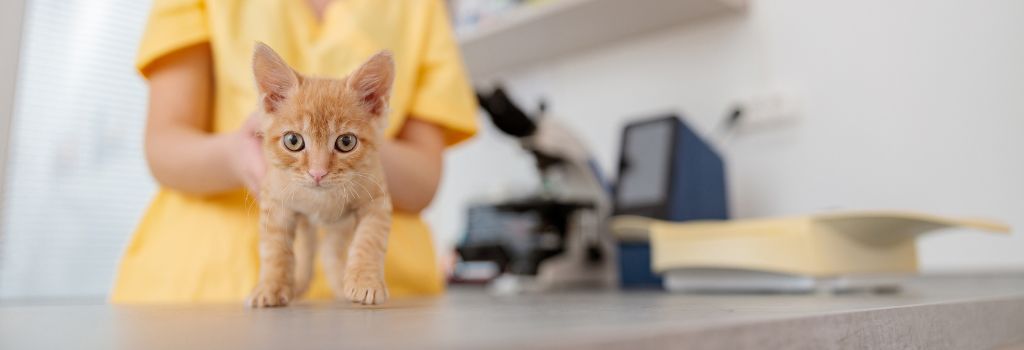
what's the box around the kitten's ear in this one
[347,51,395,117]
[253,42,300,113]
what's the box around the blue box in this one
[613,115,729,289]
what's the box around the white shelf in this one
[458,0,746,77]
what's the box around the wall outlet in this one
[734,91,801,129]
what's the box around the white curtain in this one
[0,0,154,300]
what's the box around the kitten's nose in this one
[308,169,328,185]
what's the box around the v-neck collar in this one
[302,0,334,26]
[305,0,333,23]
[296,0,352,37]
[285,0,377,75]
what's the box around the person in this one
[111,0,478,303]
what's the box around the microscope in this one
[455,87,615,292]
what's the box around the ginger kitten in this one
[247,42,393,307]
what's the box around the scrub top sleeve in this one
[135,0,210,78]
[407,0,479,147]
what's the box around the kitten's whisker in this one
[243,192,255,224]
[285,181,298,206]
[347,185,357,209]
[343,180,361,200]
[353,180,374,201]
[350,172,386,194]
[368,178,387,196]
[343,186,353,211]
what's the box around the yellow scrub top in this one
[111,0,478,303]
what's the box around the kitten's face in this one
[252,43,394,190]
[263,80,380,189]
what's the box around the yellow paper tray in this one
[610,211,1010,277]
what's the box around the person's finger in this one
[254,161,266,181]
[242,111,265,200]
[244,112,263,137]
[247,184,260,200]
[245,168,261,199]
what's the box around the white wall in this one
[426,0,1024,272]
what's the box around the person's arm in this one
[145,43,445,209]
[143,43,264,195]
[380,119,446,213]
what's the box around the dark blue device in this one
[613,115,729,289]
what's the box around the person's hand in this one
[229,112,267,197]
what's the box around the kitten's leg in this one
[292,214,317,299]
[342,197,392,305]
[247,200,298,308]
[321,215,356,297]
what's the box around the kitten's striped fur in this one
[247,42,393,307]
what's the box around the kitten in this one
[247,42,393,307]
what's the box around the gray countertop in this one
[2,274,1023,349]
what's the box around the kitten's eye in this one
[335,133,358,153]
[282,132,304,152]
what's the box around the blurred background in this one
[1,0,1022,301]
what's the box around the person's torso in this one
[112,0,454,303]
[204,0,430,134]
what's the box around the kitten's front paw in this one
[342,270,389,305]
[247,281,293,308]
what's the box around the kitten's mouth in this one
[299,178,330,189]
[306,181,330,189]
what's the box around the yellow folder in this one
[611,211,1010,277]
